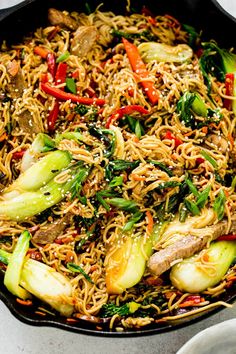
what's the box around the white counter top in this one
[1,301,236,354]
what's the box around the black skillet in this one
[0,0,235,336]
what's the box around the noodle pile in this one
[0,5,236,331]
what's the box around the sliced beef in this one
[48,8,79,31]
[6,60,25,99]
[6,60,42,135]
[32,213,72,244]
[71,26,97,57]
[148,219,236,277]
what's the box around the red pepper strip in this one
[12,150,26,159]
[41,83,105,106]
[47,100,60,133]
[40,73,49,84]
[34,46,50,59]
[164,130,183,148]
[179,295,203,308]
[122,37,159,105]
[47,52,57,79]
[196,157,205,165]
[224,73,234,111]
[217,234,236,241]
[55,62,67,89]
[106,104,149,128]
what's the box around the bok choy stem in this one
[0,245,73,316]
[0,162,90,221]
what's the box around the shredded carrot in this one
[16,298,33,306]
[202,253,210,262]
[131,174,145,181]
[35,311,47,316]
[224,190,230,197]
[228,133,234,149]
[146,210,154,234]
[201,126,208,134]
[65,250,74,263]
[0,132,7,142]
[132,136,140,143]
[61,236,73,244]
[34,46,50,59]
[66,318,78,323]
[209,122,222,130]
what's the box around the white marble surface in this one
[0,301,236,354]
[0,1,236,353]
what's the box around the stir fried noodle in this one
[0,5,236,330]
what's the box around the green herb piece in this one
[123,211,143,232]
[196,185,211,208]
[70,164,91,201]
[66,78,77,94]
[56,51,70,63]
[109,176,123,188]
[213,189,226,220]
[200,150,218,169]
[100,301,140,318]
[125,115,145,139]
[106,198,138,212]
[148,160,173,177]
[89,126,116,158]
[105,159,140,181]
[185,178,199,197]
[182,24,200,47]
[67,262,94,284]
[184,198,200,216]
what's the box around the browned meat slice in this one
[17,110,41,134]
[148,219,236,277]
[6,60,25,99]
[48,8,79,31]
[6,60,42,135]
[71,26,97,57]
[32,213,72,244]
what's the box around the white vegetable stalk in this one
[170,240,236,293]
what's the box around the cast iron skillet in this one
[0,0,236,337]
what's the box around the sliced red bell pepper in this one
[55,62,67,89]
[217,234,236,241]
[12,150,26,159]
[122,37,159,105]
[41,83,105,106]
[196,157,205,165]
[179,295,203,308]
[47,100,60,133]
[164,130,183,148]
[47,52,57,78]
[224,73,234,111]
[106,104,149,128]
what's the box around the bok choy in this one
[170,240,236,293]
[138,42,193,63]
[0,231,73,316]
[0,159,90,220]
[105,223,166,294]
[5,150,71,196]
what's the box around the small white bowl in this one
[177,319,236,354]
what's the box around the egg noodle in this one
[0,5,235,331]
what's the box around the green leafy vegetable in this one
[100,301,140,317]
[67,262,94,284]
[66,77,77,94]
[89,126,116,157]
[213,189,226,220]
[148,160,173,177]
[200,150,218,169]
[4,230,31,299]
[56,51,70,63]
[123,211,144,232]
[182,24,200,47]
